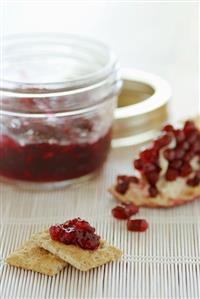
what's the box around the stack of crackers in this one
[6,229,122,276]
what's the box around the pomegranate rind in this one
[108,184,200,208]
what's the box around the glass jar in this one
[1,34,121,189]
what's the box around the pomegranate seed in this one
[127,219,149,232]
[72,219,95,233]
[187,131,198,144]
[116,175,139,193]
[175,147,185,159]
[165,168,179,181]
[179,162,192,177]
[115,181,129,194]
[140,148,158,163]
[117,175,129,183]
[134,158,144,170]
[112,206,130,219]
[63,218,79,228]
[174,129,185,143]
[184,120,196,132]
[76,231,100,250]
[123,202,139,216]
[49,225,62,241]
[162,124,174,133]
[185,120,195,129]
[159,134,172,146]
[187,173,200,187]
[183,150,194,162]
[154,134,172,149]
[143,163,157,173]
[128,176,139,184]
[146,171,159,184]
[191,139,200,153]
[180,141,190,151]
[170,159,183,169]
[188,147,196,156]
[148,185,159,197]
[164,149,176,161]
[60,227,77,245]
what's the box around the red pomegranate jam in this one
[0,124,112,182]
[49,218,100,250]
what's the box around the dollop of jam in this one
[49,218,100,250]
[115,121,200,197]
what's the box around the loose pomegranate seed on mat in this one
[49,218,100,250]
[112,206,130,219]
[112,202,139,219]
[111,202,148,233]
[127,219,149,232]
[123,202,139,217]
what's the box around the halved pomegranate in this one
[109,120,200,208]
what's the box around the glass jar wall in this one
[1,34,121,189]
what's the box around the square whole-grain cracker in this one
[6,239,67,276]
[32,230,122,271]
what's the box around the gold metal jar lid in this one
[112,68,172,147]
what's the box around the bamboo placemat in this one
[1,144,200,299]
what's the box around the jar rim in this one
[1,33,118,96]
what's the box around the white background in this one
[1,1,199,121]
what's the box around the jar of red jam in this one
[1,34,121,189]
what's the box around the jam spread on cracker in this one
[49,218,100,250]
